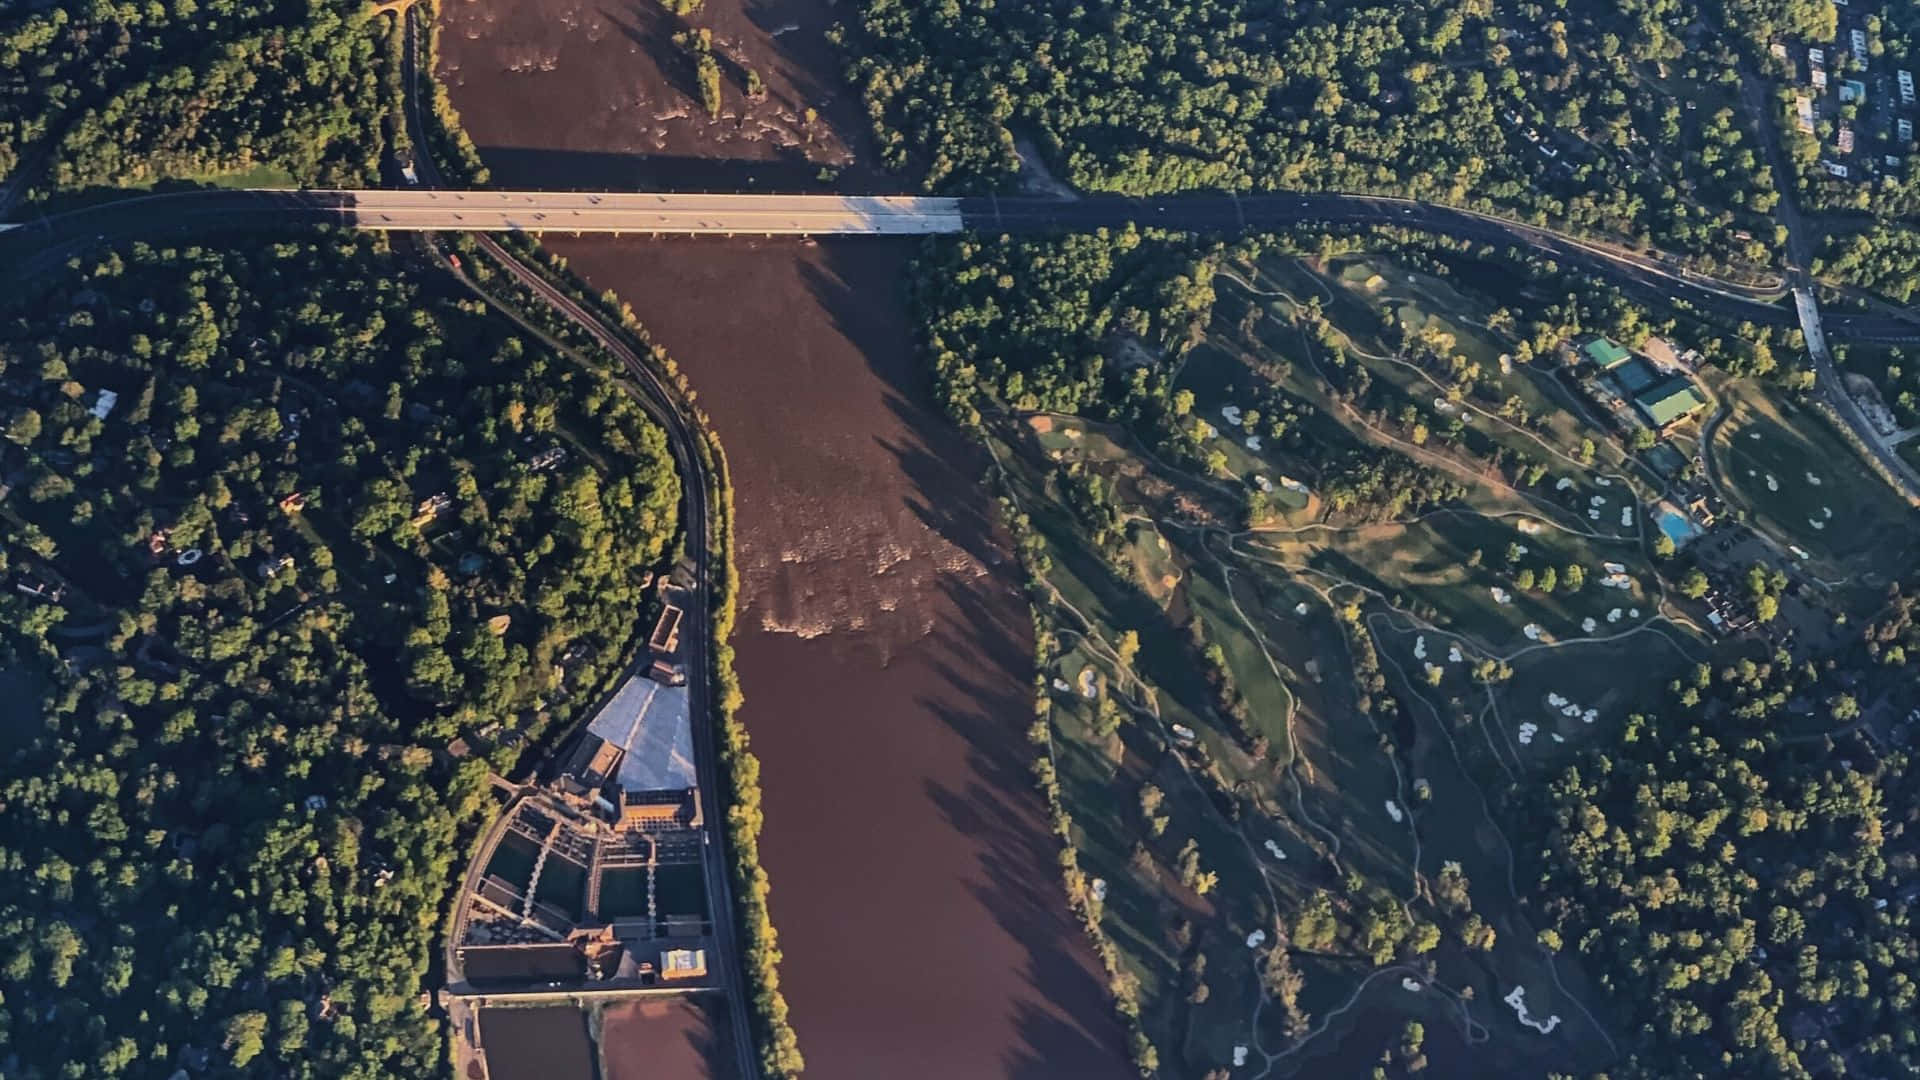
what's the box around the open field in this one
[1709,378,1919,587]
[1246,513,1656,654]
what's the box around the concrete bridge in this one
[347,189,968,234]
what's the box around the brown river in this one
[437,0,1130,1073]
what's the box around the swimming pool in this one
[1655,506,1702,548]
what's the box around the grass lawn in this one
[1128,520,1184,608]
[1710,379,1920,584]
[19,163,301,218]
[1246,513,1654,654]
[1492,630,1700,764]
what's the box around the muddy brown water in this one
[602,997,741,1080]
[478,1007,595,1080]
[436,0,891,191]
[542,236,1131,1078]
[440,0,1130,1067]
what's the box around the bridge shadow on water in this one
[474,145,852,196]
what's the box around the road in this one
[397,9,764,1075]
[1,186,1852,331]
[1741,65,1920,499]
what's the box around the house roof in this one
[585,676,696,793]
[1583,338,1632,368]
[1634,377,1707,427]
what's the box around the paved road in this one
[0,186,1835,325]
[398,10,766,1074]
[1742,64,1920,498]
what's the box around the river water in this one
[543,236,1129,1078]
[437,0,1130,1066]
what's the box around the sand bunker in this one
[1402,977,1424,992]
[1219,404,1243,426]
[1246,929,1267,949]
[1581,617,1597,633]
[1385,800,1404,823]
[1555,477,1575,491]
[1765,474,1779,492]
[1523,623,1544,640]
[1264,839,1287,861]
[1491,587,1512,604]
[1413,635,1428,660]
[1245,435,1262,451]
[1504,986,1562,1035]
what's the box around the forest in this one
[0,232,680,1075]
[0,0,387,194]
[844,0,1782,265]
[1530,597,1920,1078]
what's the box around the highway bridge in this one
[3,186,1811,326]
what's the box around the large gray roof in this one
[585,676,696,793]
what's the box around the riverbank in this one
[543,234,1132,1078]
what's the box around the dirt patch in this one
[546,234,1130,1078]
[436,0,894,190]
[479,1007,594,1080]
[601,997,739,1080]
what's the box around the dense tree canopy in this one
[1531,598,1920,1076]
[0,233,680,1076]
[845,0,1778,264]
[0,0,388,193]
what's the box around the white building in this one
[1852,29,1869,65]
[1901,69,1916,104]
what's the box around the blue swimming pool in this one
[1655,507,1702,548]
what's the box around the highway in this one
[0,186,1840,331]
